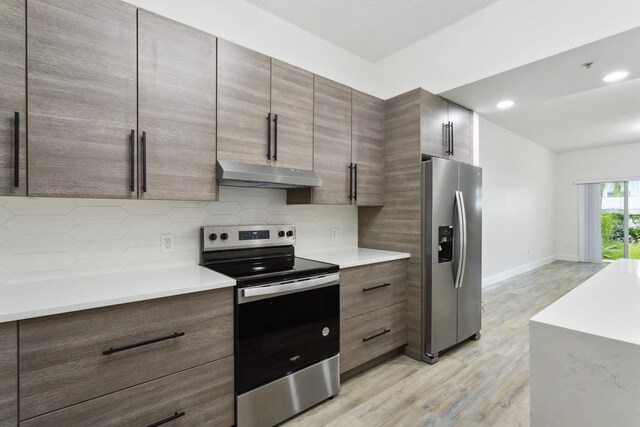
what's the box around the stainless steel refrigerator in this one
[422,157,482,364]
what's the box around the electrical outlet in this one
[330,227,338,241]
[161,234,174,253]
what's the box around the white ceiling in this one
[441,26,640,152]
[243,0,500,62]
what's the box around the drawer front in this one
[340,302,407,373]
[19,289,233,420]
[21,356,234,427]
[340,260,407,320]
[0,322,17,426]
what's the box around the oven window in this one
[236,285,339,394]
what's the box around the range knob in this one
[286,230,294,237]
[220,233,229,240]
[208,233,217,241]
[278,231,286,237]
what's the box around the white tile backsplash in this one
[0,188,357,284]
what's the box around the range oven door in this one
[236,273,340,394]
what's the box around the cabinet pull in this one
[273,114,278,161]
[353,163,358,202]
[13,112,19,188]
[266,113,272,160]
[348,163,353,200]
[102,331,185,355]
[129,129,135,192]
[146,411,186,427]
[450,121,454,156]
[142,131,147,193]
[362,282,391,292]
[443,122,450,155]
[363,328,391,342]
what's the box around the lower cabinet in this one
[16,288,234,425]
[0,322,17,426]
[21,357,234,427]
[340,260,408,374]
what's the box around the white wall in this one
[0,189,357,285]
[125,0,379,96]
[479,117,556,286]
[555,143,640,261]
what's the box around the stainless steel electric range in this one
[200,225,340,427]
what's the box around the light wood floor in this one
[284,261,604,427]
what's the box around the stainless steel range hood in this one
[217,160,323,189]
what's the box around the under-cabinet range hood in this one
[217,160,323,189]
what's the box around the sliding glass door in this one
[601,180,640,261]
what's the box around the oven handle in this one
[241,273,340,299]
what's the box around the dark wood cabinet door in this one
[270,59,313,170]
[138,9,217,201]
[311,76,352,205]
[419,90,448,158]
[447,101,473,164]
[217,39,271,166]
[352,90,384,206]
[0,0,26,196]
[27,0,138,198]
[0,322,17,426]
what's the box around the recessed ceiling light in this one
[603,71,629,82]
[496,100,514,109]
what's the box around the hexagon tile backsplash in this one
[0,187,357,285]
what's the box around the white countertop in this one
[531,258,640,346]
[298,247,410,269]
[0,266,235,323]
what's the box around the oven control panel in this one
[202,225,295,251]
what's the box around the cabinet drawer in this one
[19,289,233,420]
[340,302,407,373]
[340,260,406,320]
[21,356,234,427]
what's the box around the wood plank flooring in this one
[284,261,605,427]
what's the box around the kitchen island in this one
[529,259,640,426]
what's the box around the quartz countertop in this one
[298,247,410,269]
[531,258,640,345]
[0,265,235,323]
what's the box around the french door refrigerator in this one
[422,157,482,364]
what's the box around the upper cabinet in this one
[270,59,313,170]
[137,9,217,201]
[420,90,473,164]
[217,41,314,170]
[217,39,271,166]
[27,0,138,198]
[0,0,26,197]
[352,90,384,206]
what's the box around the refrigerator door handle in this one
[454,191,466,288]
[458,191,468,288]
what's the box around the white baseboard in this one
[482,255,558,288]
[556,254,579,262]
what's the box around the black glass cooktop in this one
[200,245,338,288]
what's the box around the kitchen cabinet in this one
[217,41,314,170]
[420,90,473,164]
[138,9,217,201]
[0,322,17,426]
[270,59,314,170]
[217,39,272,166]
[339,259,408,374]
[27,0,138,198]
[21,358,234,427]
[352,90,384,206]
[288,76,352,205]
[0,0,26,196]
[19,289,233,420]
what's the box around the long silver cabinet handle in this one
[242,273,340,298]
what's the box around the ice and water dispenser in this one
[438,225,453,263]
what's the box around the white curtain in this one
[577,183,602,263]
